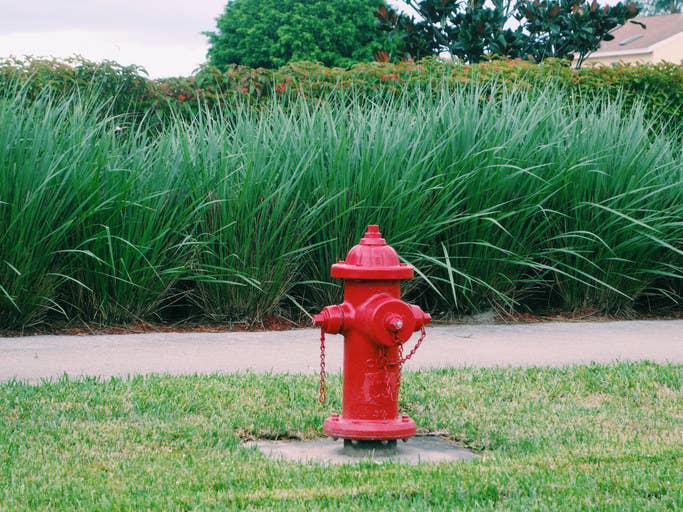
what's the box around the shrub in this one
[1,57,682,133]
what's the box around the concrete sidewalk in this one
[1,320,681,383]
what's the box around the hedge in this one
[1,56,682,131]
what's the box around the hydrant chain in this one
[398,325,427,365]
[319,328,326,404]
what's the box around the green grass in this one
[1,85,682,329]
[0,363,681,510]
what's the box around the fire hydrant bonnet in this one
[331,225,414,280]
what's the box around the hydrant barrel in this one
[314,224,431,441]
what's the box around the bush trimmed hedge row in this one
[2,56,682,131]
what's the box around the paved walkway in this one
[1,320,681,383]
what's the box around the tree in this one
[205,0,394,69]
[640,0,682,14]
[379,0,641,67]
[378,1,527,62]
[518,0,641,67]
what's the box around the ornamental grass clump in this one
[0,84,681,329]
[0,89,116,326]
[171,107,330,321]
[61,130,206,324]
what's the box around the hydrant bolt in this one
[385,315,403,333]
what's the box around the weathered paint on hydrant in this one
[313,225,431,441]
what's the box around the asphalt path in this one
[1,320,681,383]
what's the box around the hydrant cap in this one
[331,225,414,280]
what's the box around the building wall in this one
[583,52,654,66]
[653,37,683,65]
[583,35,683,67]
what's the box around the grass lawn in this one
[1,363,681,510]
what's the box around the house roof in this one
[592,13,683,56]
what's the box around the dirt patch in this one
[2,309,681,337]
[448,308,683,325]
[1,316,307,337]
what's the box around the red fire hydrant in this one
[313,225,431,443]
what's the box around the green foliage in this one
[640,0,682,14]
[378,1,526,62]
[194,58,683,135]
[518,0,643,67]
[0,56,155,119]
[205,0,393,69]
[0,85,681,329]
[2,56,682,134]
[380,0,641,66]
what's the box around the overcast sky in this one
[1,0,227,78]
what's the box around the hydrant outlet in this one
[314,304,347,334]
[411,305,432,329]
[362,295,416,346]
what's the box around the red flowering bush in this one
[2,56,681,133]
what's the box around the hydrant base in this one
[323,414,416,441]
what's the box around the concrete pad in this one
[1,320,682,383]
[246,435,478,465]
